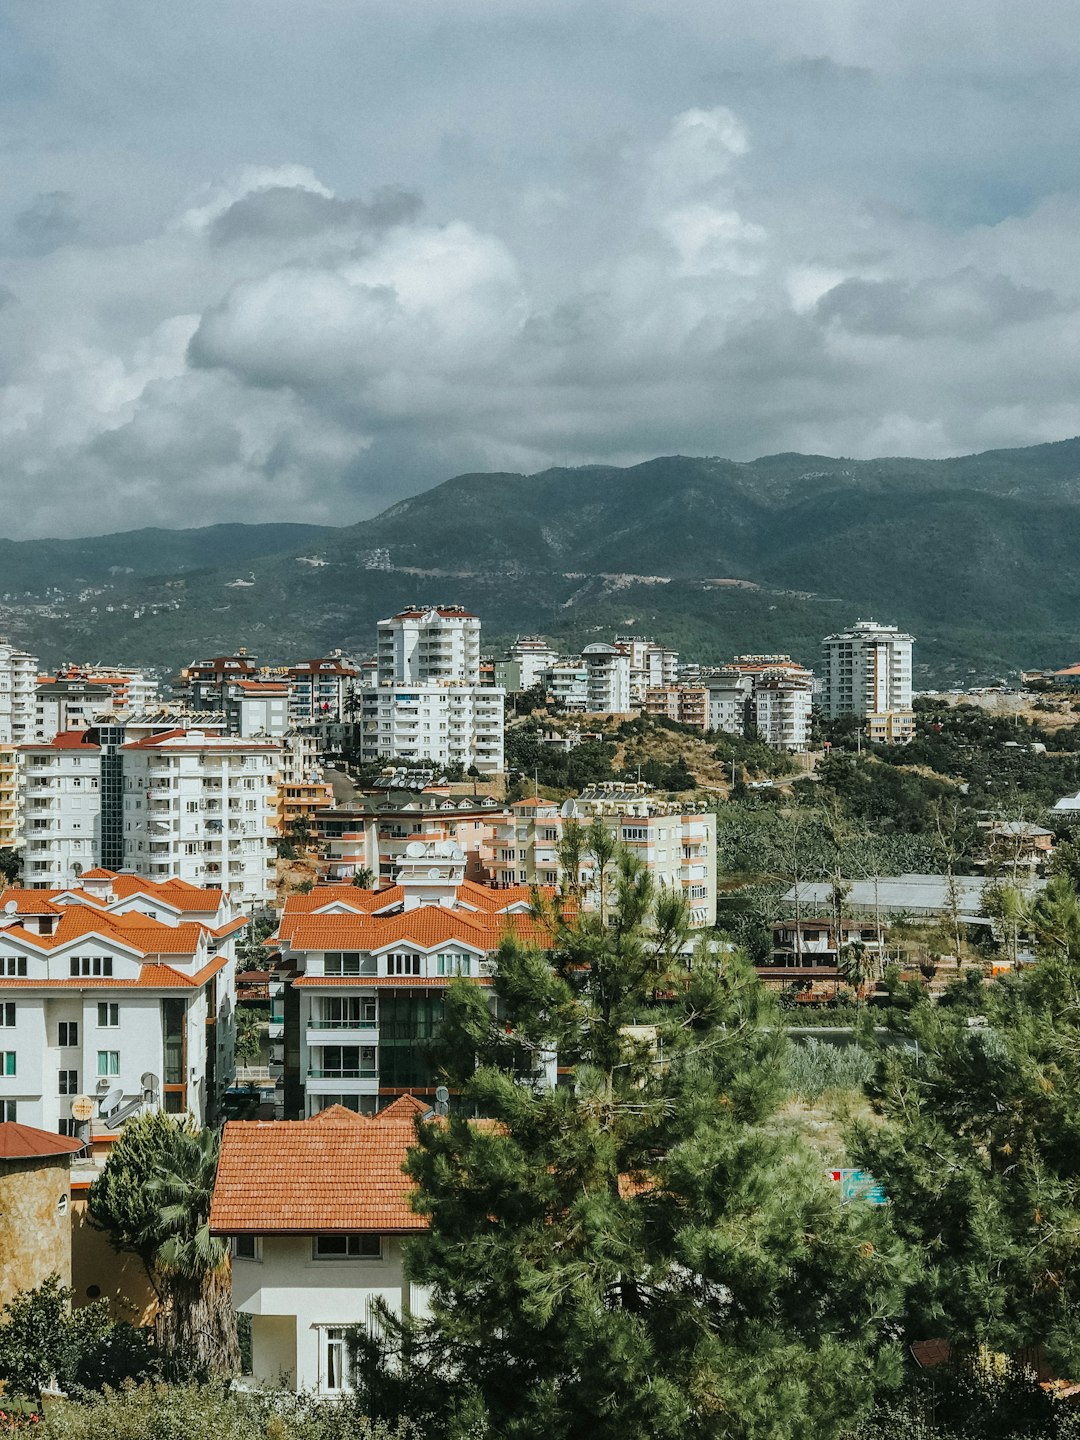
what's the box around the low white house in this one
[209,1096,434,1393]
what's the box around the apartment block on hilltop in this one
[613,636,679,703]
[34,679,117,741]
[269,841,557,1117]
[377,606,481,685]
[0,869,245,1133]
[496,637,558,692]
[645,685,708,729]
[490,783,717,927]
[0,641,38,746]
[821,619,915,741]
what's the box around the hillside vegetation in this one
[10,439,1080,679]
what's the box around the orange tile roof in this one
[209,1101,432,1235]
[20,730,101,752]
[0,1122,85,1158]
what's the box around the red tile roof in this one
[0,1122,85,1159]
[20,730,100,752]
[209,1100,433,1235]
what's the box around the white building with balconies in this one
[18,733,102,889]
[121,730,279,904]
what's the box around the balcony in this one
[306,1067,378,1080]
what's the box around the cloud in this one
[3,4,1080,536]
[12,192,79,255]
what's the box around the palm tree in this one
[838,939,875,1006]
[146,1124,239,1376]
[352,865,375,889]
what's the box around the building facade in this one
[19,732,103,889]
[489,784,717,928]
[0,641,39,746]
[269,843,554,1118]
[377,606,481,685]
[121,730,279,903]
[356,684,505,774]
[0,871,243,1133]
[821,620,915,730]
[210,1098,435,1393]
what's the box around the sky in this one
[4,0,1080,538]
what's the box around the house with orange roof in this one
[209,1096,434,1392]
[269,841,556,1119]
[0,868,246,1134]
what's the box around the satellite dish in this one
[3,900,17,915]
[405,841,425,859]
[427,867,441,880]
[141,1072,160,1096]
[435,1101,449,1117]
[99,1087,124,1115]
[70,1095,95,1122]
[435,1085,449,1104]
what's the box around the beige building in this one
[0,743,19,851]
[0,1121,84,1305]
[490,784,717,928]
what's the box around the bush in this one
[40,1383,419,1440]
[784,1037,874,1099]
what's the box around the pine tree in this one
[852,870,1080,1374]
[359,844,908,1440]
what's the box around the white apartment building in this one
[0,641,39,746]
[582,644,632,714]
[121,730,279,904]
[19,733,103,889]
[283,654,361,724]
[752,675,813,752]
[0,745,19,852]
[0,870,244,1133]
[704,671,754,734]
[501,637,558,692]
[821,620,915,728]
[357,684,504,774]
[491,785,717,928]
[34,680,116,742]
[541,661,589,712]
[614,636,679,702]
[377,606,481,685]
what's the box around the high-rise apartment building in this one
[377,606,481,685]
[121,730,279,903]
[357,685,504,774]
[19,733,102,888]
[821,620,915,737]
[0,641,39,746]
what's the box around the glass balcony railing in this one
[306,1068,378,1080]
[308,1019,377,1030]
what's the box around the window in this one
[96,1051,119,1078]
[70,956,112,977]
[319,997,376,1028]
[314,1234,381,1260]
[232,1236,261,1261]
[324,952,376,977]
[0,1100,15,1122]
[58,1021,78,1046]
[622,827,649,841]
[436,953,472,978]
[0,1053,15,1077]
[0,1003,13,1027]
[58,1069,78,1095]
[324,1328,350,1392]
[0,958,27,977]
[97,1002,119,1028]
[386,952,420,976]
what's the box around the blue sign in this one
[827,1168,887,1205]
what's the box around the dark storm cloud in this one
[208,185,423,245]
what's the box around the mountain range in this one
[9,439,1080,685]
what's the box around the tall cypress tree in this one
[852,871,1080,1374]
[360,838,907,1440]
